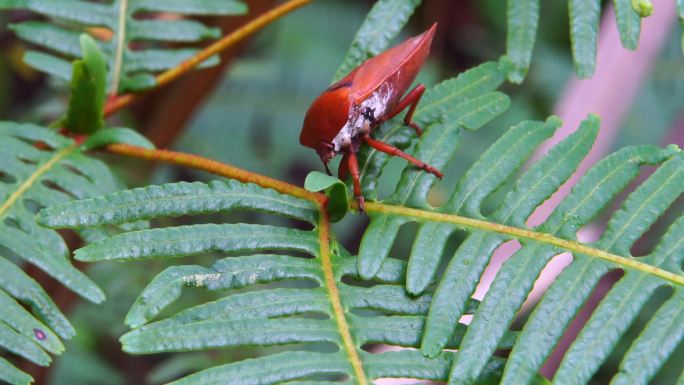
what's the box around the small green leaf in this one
[631,0,653,17]
[65,34,107,135]
[305,171,348,221]
[81,128,155,151]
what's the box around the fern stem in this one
[110,0,128,95]
[0,144,78,220]
[104,144,324,204]
[361,202,684,286]
[103,0,312,116]
[317,204,369,385]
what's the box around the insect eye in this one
[362,107,375,121]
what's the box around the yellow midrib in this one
[110,0,128,94]
[364,202,684,286]
[0,145,77,220]
[317,207,369,385]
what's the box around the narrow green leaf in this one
[333,0,421,82]
[364,350,452,381]
[65,34,107,134]
[614,0,641,50]
[364,351,549,384]
[351,315,517,349]
[569,0,601,78]
[122,318,339,354]
[10,21,82,57]
[650,214,684,273]
[0,289,63,355]
[128,19,221,42]
[75,223,319,262]
[341,283,445,315]
[505,0,540,82]
[336,255,408,284]
[448,92,510,131]
[553,273,663,385]
[159,288,330,326]
[131,0,247,15]
[166,351,349,385]
[0,356,33,385]
[0,321,50,366]
[3,1,112,26]
[610,290,684,385]
[421,231,503,357]
[23,51,72,81]
[124,48,219,73]
[40,180,317,228]
[125,255,322,328]
[0,256,74,339]
[357,214,408,279]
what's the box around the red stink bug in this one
[300,23,443,211]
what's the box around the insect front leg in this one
[363,135,443,178]
[346,150,365,211]
[381,84,426,135]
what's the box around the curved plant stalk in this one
[103,0,312,116]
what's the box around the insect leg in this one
[364,136,443,178]
[380,84,426,135]
[346,151,365,211]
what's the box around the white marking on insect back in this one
[332,83,395,151]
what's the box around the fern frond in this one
[504,0,652,82]
[333,0,421,82]
[358,61,510,201]
[0,0,247,92]
[39,179,537,385]
[356,103,683,384]
[0,122,129,384]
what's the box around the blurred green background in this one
[1,0,683,384]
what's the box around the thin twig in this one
[105,144,324,203]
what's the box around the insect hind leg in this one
[380,84,426,135]
[363,135,442,178]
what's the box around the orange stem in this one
[103,0,311,117]
[105,143,324,203]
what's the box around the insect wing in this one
[350,23,436,104]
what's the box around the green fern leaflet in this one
[357,97,684,384]
[0,122,137,385]
[504,0,665,82]
[0,0,247,92]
